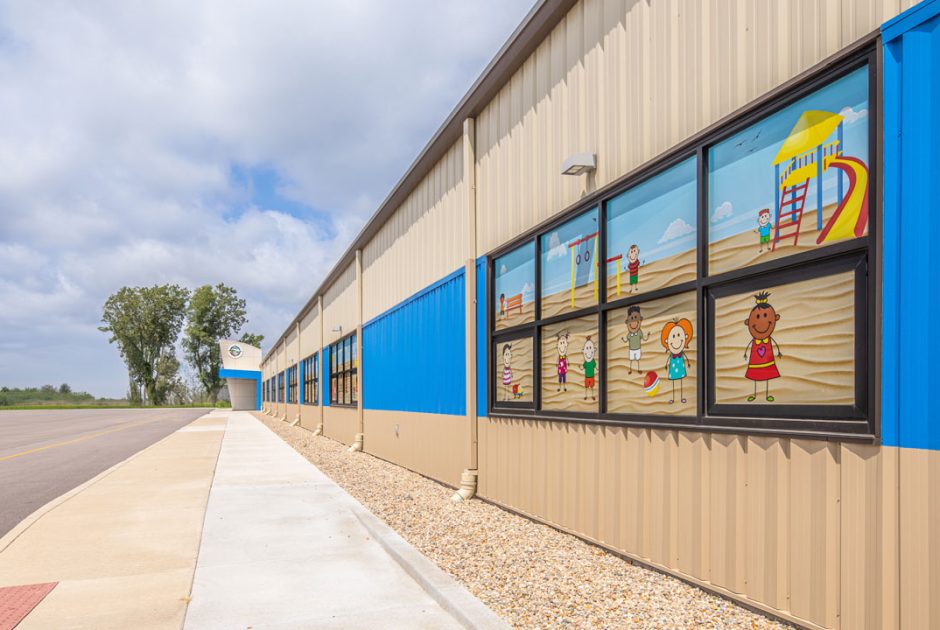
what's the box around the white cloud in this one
[658,218,695,244]
[712,201,734,222]
[0,0,534,396]
[545,232,568,261]
[839,106,868,125]
[499,264,508,275]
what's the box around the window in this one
[276,372,284,403]
[329,332,358,406]
[303,353,319,405]
[487,53,875,439]
[286,365,298,404]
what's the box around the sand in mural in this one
[540,315,599,413]
[493,337,534,403]
[606,292,697,415]
[713,270,855,405]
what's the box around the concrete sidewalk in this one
[0,411,227,629]
[184,412,498,629]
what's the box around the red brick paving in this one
[0,583,57,630]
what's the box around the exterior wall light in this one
[561,152,596,176]
[332,325,342,333]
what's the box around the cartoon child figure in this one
[627,244,641,293]
[661,318,693,404]
[582,336,598,401]
[755,208,774,253]
[501,343,513,401]
[620,305,650,374]
[556,330,569,392]
[499,293,506,319]
[743,291,783,401]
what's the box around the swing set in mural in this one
[566,232,626,306]
[770,109,869,251]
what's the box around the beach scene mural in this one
[605,158,697,301]
[606,292,697,415]
[493,336,534,403]
[540,315,599,412]
[540,208,599,319]
[709,66,870,275]
[713,270,855,405]
[494,242,535,331]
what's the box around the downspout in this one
[454,117,478,502]
[349,249,365,453]
[314,295,325,436]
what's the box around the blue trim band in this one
[882,0,940,42]
[362,266,465,329]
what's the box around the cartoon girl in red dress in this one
[743,291,783,402]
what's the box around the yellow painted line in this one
[0,417,166,462]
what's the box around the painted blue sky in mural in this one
[708,66,869,243]
[541,208,599,297]
[606,157,697,271]
[494,241,535,308]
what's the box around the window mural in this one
[606,293,697,415]
[540,209,599,318]
[708,67,869,275]
[494,242,535,331]
[540,315,599,413]
[606,158,697,301]
[713,270,855,406]
[493,336,534,404]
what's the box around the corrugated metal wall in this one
[298,304,320,361]
[477,419,898,629]
[474,0,919,255]
[322,262,357,347]
[362,269,466,415]
[362,140,466,323]
[364,410,467,487]
[882,4,940,628]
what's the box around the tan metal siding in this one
[284,328,298,367]
[299,306,320,358]
[322,262,357,346]
[475,0,912,255]
[323,406,358,446]
[478,418,903,629]
[899,447,940,630]
[361,140,466,322]
[363,410,466,487]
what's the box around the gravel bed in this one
[258,415,790,629]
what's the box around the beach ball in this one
[644,371,660,397]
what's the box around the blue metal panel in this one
[882,3,940,450]
[476,257,488,418]
[219,368,262,411]
[363,268,466,415]
[299,360,305,405]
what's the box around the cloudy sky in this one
[0,0,534,397]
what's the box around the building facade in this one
[260,1,940,628]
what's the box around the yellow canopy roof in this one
[772,110,843,165]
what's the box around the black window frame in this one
[286,365,298,404]
[486,45,879,442]
[303,353,319,406]
[329,332,358,407]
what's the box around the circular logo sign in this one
[228,344,243,359]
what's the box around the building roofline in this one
[263,0,577,362]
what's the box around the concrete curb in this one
[352,506,510,630]
[0,412,217,554]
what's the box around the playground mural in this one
[493,337,534,403]
[606,292,697,415]
[605,158,697,301]
[540,208,599,318]
[540,315,599,412]
[494,242,535,331]
[708,66,870,275]
[713,270,855,405]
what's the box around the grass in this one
[0,403,220,411]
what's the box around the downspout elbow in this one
[451,469,478,502]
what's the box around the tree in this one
[99,284,190,405]
[183,283,247,404]
[238,332,264,349]
[59,383,72,394]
